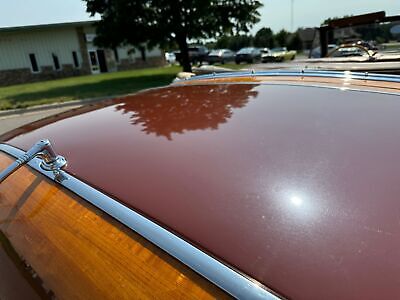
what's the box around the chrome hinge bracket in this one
[0,139,67,184]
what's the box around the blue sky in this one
[0,0,398,33]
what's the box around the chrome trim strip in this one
[174,80,400,96]
[0,143,280,300]
[0,139,67,184]
[180,70,400,83]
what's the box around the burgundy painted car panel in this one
[4,82,400,299]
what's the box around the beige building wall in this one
[0,27,82,71]
[114,46,162,60]
[83,25,162,62]
[0,21,165,86]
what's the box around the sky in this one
[255,0,400,32]
[0,0,399,33]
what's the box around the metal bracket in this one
[0,139,67,184]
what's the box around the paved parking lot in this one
[0,106,80,136]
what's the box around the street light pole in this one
[291,0,294,31]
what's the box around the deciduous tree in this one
[275,29,290,47]
[287,31,303,51]
[254,27,275,48]
[84,0,262,72]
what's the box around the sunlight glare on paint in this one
[290,195,303,207]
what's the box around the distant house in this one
[0,21,165,86]
[297,27,317,50]
[332,27,361,40]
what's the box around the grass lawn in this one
[0,63,252,110]
[0,66,181,110]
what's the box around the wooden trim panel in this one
[0,152,229,299]
[176,75,400,94]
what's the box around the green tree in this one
[215,34,254,51]
[287,31,303,51]
[254,27,275,48]
[275,29,290,47]
[229,35,254,51]
[215,35,231,49]
[84,0,262,72]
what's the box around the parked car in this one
[327,43,376,58]
[305,43,400,66]
[235,47,261,64]
[164,52,176,64]
[2,71,400,299]
[310,41,378,59]
[310,44,337,58]
[260,48,272,62]
[206,49,235,64]
[354,40,378,51]
[261,47,296,62]
[174,45,209,65]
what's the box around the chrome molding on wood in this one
[0,139,67,184]
[181,70,400,83]
[0,143,280,300]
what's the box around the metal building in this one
[0,21,164,86]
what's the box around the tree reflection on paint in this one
[115,84,259,140]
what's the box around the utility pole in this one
[291,0,294,31]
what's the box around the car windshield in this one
[209,50,222,55]
[237,48,254,54]
[330,46,366,57]
[188,47,201,52]
[308,16,400,62]
[271,47,286,52]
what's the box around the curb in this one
[0,96,112,118]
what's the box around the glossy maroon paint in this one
[0,242,43,300]
[4,82,400,299]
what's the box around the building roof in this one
[0,20,97,33]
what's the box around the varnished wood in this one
[0,232,43,300]
[0,152,229,299]
[178,75,400,94]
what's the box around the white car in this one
[165,52,176,64]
